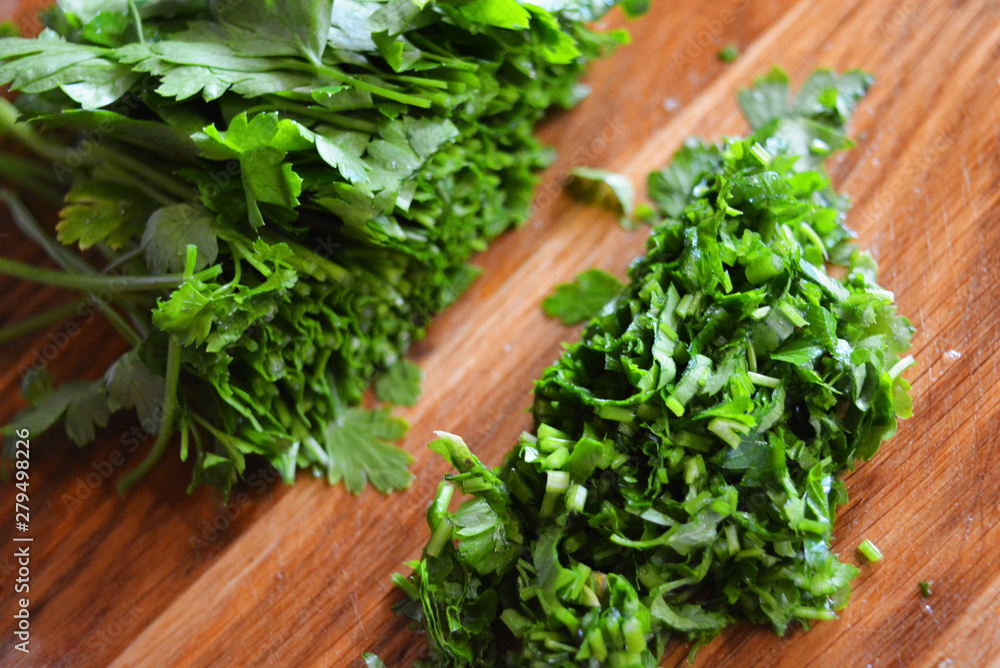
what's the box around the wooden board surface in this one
[2,0,1000,665]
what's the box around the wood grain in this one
[2,0,999,666]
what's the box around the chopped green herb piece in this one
[919,581,932,597]
[361,653,387,668]
[569,167,637,221]
[718,44,740,63]
[542,268,624,326]
[858,539,884,563]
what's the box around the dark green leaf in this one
[542,267,623,325]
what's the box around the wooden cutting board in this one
[2,0,999,665]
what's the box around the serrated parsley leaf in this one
[738,67,872,171]
[737,67,794,130]
[324,407,413,494]
[57,179,156,250]
[143,204,218,274]
[453,497,520,575]
[104,350,165,432]
[213,0,334,64]
[542,267,623,325]
[152,239,296,346]
[0,36,139,108]
[374,358,423,407]
[64,380,113,445]
[1,379,110,446]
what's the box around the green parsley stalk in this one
[0,257,186,292]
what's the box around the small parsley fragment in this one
[397,68,914,666]
[569,167,637,222]
[858,539,884,563]
[718,44,740,63]
[542,268,624,326]
[919,581,932,597]
[361,653,387,668]
[375,359,424,408]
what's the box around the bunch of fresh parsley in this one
[0,0,636,496]
[396,68,914,666]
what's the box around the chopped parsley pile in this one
[0,0,635,496]
[396,69,915,666]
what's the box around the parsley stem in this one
[250,98,380,134]
[384,73,449,90]
[117,333,181,493]
[99,302,145,347]
[391,573,420,601]
[98,163,175,207]
[858,538,883,562]
[425,517,453,557]
[0,98,70,164]
[0,297,89,346]
[0,98,191,202]
[127,0,145,44]
[0,257,183,293]
[305,63,432,109]
[100,245,146,275]
[1,190,144,346]
[90,145,193,202]
[0,151,62,203]
[1,190,88,273]
[259,231,350,281]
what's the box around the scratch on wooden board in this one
[246,577,278,652]
[960,156,978,216]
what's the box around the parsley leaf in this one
[57,179,156,250]
[569,166,636,223]
[2,376,112,447]
[104,350,165,432]
[542,267,623,325]
[142,204,218,274]
[324,407,413,494]
[374,358,424,407]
